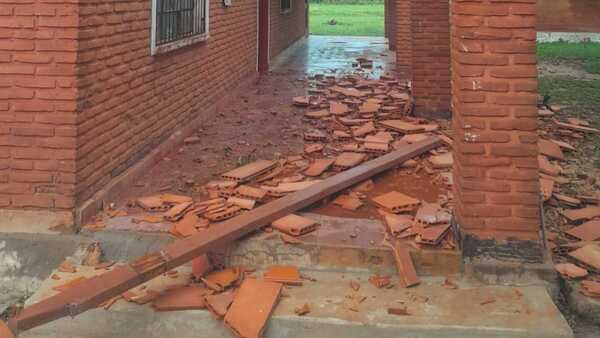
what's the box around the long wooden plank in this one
[7,136,441,335]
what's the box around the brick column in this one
[411,0,451,115]
[0,0,79,225]
[451,0,542,260]
[395,0,412,80]
[387,0,397,51]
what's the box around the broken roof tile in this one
[334,152,367,169]
[153,285,212,312]
[221,160,277,182]
[539,139,565,161]
[352,121,376,137]
[136,195,165,211]
[416,223,451,246]
[205,290,235,319]
[392,242,420,288]
[163,202,193,222]
[569,244,600,271]
[562,206,600,223]
[329,101,350,115]
[224,279,282,338]
[554,263,588,279]
[160,193,193,204]
[372,191,420,213]
[379,120,425,134]
[414,202,451,224]
[566,220,600,241]
[202,268,241,291]
[428,152,453,169]
[235,185,267,201]
[271,214,318,236]
[333,194,363,211]
[383,213,413,236]
[263,265,303,285]
[304,158,335,177]
[192,254,212,280]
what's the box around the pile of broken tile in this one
[292,72,455,249]
[76,71,459,335]
[87,71,455,250]
[48,243,308,338]
[537,104,600,298]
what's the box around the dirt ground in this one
[70,37,600,337]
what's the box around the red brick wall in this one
[2,0,307,220]
[411,0,451,114]
[394,0,412,80]
[0,0,79,211]
[451,0,540,241]
[75,0,259,204]
[269,0,307,60]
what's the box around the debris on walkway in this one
[538,103,600,300]
[224,279,282,338]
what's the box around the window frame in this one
[280,0,292,14]
[151,0,210,56]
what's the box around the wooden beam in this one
[8,136,442,335]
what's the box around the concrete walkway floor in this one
[21,267,572,338]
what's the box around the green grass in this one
[309,3,384,37]
[537,42,600,74]
[539,76,600,115]
[539,76,600,160]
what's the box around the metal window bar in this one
[156,0,206,46]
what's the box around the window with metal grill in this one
[151,0,209,55]
[281,0,292,12]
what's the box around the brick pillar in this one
[411,0,451,115]
[0,0,79,225]
[451,0,542,260]
[388,0,397,51]
[395,0,412,80]
[385,0,389,40]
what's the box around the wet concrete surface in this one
[271,36,395,78]
[21,268,573,338]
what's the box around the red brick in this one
[488,193,538,205]
[462,205,512,218]
[488,16,535,28]
[489,118,537,131]
[0,39,34,51]
[490,144,537,157]
[12,194,53,208]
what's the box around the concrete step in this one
[21,269,573,338]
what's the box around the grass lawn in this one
[537,42,600,74]
[538,42,600,161]
[309,3,384,36]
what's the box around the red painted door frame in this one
[258,0,269,73]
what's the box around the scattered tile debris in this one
[294,303,311,316]
[271,214,318,236]
[152,286,212,312]
[224,279,282,338]
[555,263,588,279]
[205,291,235,319]
[263,265,303,286]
